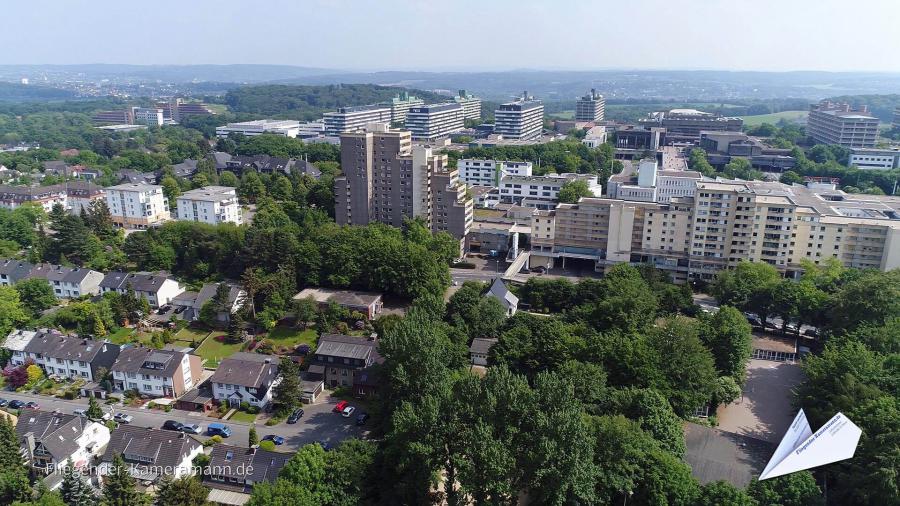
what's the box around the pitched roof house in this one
[486,278,518,316]
[204,444,292,504]
[310,334,383,392]
[171,282,245,322]
[19,334,120,382]
[0,259,104,298]
[110,346,203,398]
[100,425,203,484]
[210,353,279,408]
[17,410,110,478]
[99,271,184,308]
[469,338,498,366]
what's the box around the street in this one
[0,390,368,451]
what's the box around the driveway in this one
[0,391,368,451]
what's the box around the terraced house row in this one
[529,179,900,282]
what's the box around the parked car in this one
[333,400,348,413]
[24,401,39,410]
[803,328,820,338]
[73,409,87,417]
[157,305,172,314]
[181,424,202,435]
[743,312,763,327]
[207,423,232,437]
[262,434,285,446]
[162,420,184,431]
[113,413,133,423]
[173,306,187,314]
[8,400,24,409]
[287,408,304,424]
[341,406,356,418]
[0,399,8,407]
[356,412,370,426]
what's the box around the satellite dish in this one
[759,409,862,480]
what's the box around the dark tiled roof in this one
[210,353,278,390]
[0,259,35,283]
[24,335,116,364]
[206,444,291,489]
[99,271,176,293]
[469,338,498,355]
[102,425,201,472]
[27,263,98,284]
[294,160,321,179]
[315,334,376,361]
[17,410,86,461]
[110,346,186,377]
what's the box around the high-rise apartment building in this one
[494,92,544,140]
[333,124,472,241]
[530,180,900,282]
[453,90,482,121]
[131,107,165,126]
[575,89,605,122]
[405,103,465,140]
[388,92,424,124]
[807,101,879,148]
[323,105,392,136]
[105,183,171,229]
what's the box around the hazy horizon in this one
[5,0,900,73]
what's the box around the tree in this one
[249,426,259,447]
[292,296,317,326]
[26,364,43,385]
[153,475,209,506]
[828,269,900,333]
[14,278,57,317]
[86,396,103,419]
[697,481,755,506]
[646,317,718,416]
[219,170,238,187]
[0,286,28,337]
[557,179,594,203]
[746,472,823,506]
[246,479,318,506]
[273,357,300,416]
[710,261,780,319]
[699,306,753,380]
[160,175,181,211]
[780,170,804,185]
[577,264,658,332]
[60,459,96,506]
[321,439,378,506]
[102,454,146,506]
[0,415,30,504]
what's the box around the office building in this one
[105,183,171,229]
[405,102,465,140]
[175,186,242,225]
[296,120,325,138]
[323,105,392,136]
[529,179,900,282]
[498,173,602,210]
[155,99,212,122]
[92,110,132,125]
[458,159,533,187]
[848,148,900,170]
[494,92,544,140]
[607,159,702,204]
[131,107,165,126]
[454,90,482,120]
[575,89,605,122]
[614,125,666,151]
[388,92,424,124]
[333,124,472,241]
[639,109,742,144]
[807,101,879,148]
[215,119,301,138]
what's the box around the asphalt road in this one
[0,390,368,451]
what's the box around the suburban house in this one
[204,444,292,505]
[4,328,41,365]
[308,334,383,391]
[210,353,279,408]
[100,425,203,486]
[17,410,110,480]
[110,346,203,398]
[486,278,519,316]
[170,282,246,322]
[0,259,104,298]
[291,287,384,320]
[99,271,184,308]
[469,338,498,366]
[14,333,120,382]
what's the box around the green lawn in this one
[741,110,808,127]
[195,335,245,368]
[106,328,156,346]
[175,328,211,345]
[265,326,317,351]
[227,410,258,424]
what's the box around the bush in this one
[164,404,172,412]
[265,417,283,426]
[217,403,228,414]
[239,401,250,411]
[452,261,476,269]
[297,344,310,355]
[258,440,276,451]
[246,406,260,415]
[203,435,223,447]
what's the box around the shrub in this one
[297,344,310,355]
[452,261,476,269]
[203,435,223,447]
[265,417,283,426]
[164,404,172,412]
[259,440,276,451]
[217,402,228,414]
[239,401,250,411]
[247,406,260,415]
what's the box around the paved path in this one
[1,390,368,451]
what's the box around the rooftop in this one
[292,287,383,307]
[210,352,278,389]
[178,186,237,202]
[314,334,378,361]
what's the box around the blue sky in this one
[4,0,899,71]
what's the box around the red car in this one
[333,400,348,413]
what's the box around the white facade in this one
[215,120,301,138]
[494,94,544,140]
[499,173,602,209]
[581,126,608,148]
[105,183,171,229]
[211,381,274,408]
[113,353,194,398]
[297,120,325,138]
[405,103,465,140]
[131,107,164,126]
[607,159,702,204]
[458,159,533,187]
[454,90,482,120]
[176,186,242,225]
[323,106,392,136]
[849,148,900,170]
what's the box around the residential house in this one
[171,282,245,322]
[308,334,383,392]
[18,334,120,382]
[110,346,203,398]
[27,262,105,298]
[167,159,199,179]
[65,181,105,214]
[210,353,279,409]
[486,278,518,316]
[207,152,233,172]
[291,287,384,320]
[0,259,37,286]
[224,155,296,176]
[204,444,291,505]
[294,159,321,179]
[3,328,40,366]
[469,338,498,366]
[99,271,184,308]
[17,410,110,478]
[0,184,68,212]
[100,425,203,486]
[117,169,156,185]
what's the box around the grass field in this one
[205,103,228,114]
[195,335,245,367]
[227,410,258,423]
[266,326,317,352]
[174,328,211,346]
[741,110,807,126]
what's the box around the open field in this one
[195,335,245,367]
[741,110,807,126]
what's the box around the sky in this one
[4,0,900,72]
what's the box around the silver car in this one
[181,423,202,434]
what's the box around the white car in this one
[341,406,356,418]
[73,409,87,417]
[113,413,133,424]
[181,424,202,435]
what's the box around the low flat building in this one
[105,182,171,229]
[110,346,203,398]
[176,186,242,225]
[215,120,301,138]
[849,148,900,170]
[498,173,602,210]
[639,109,742,144]
[210,353,279,409]
[291,287,383,319]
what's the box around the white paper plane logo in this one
[759,409,862,480]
